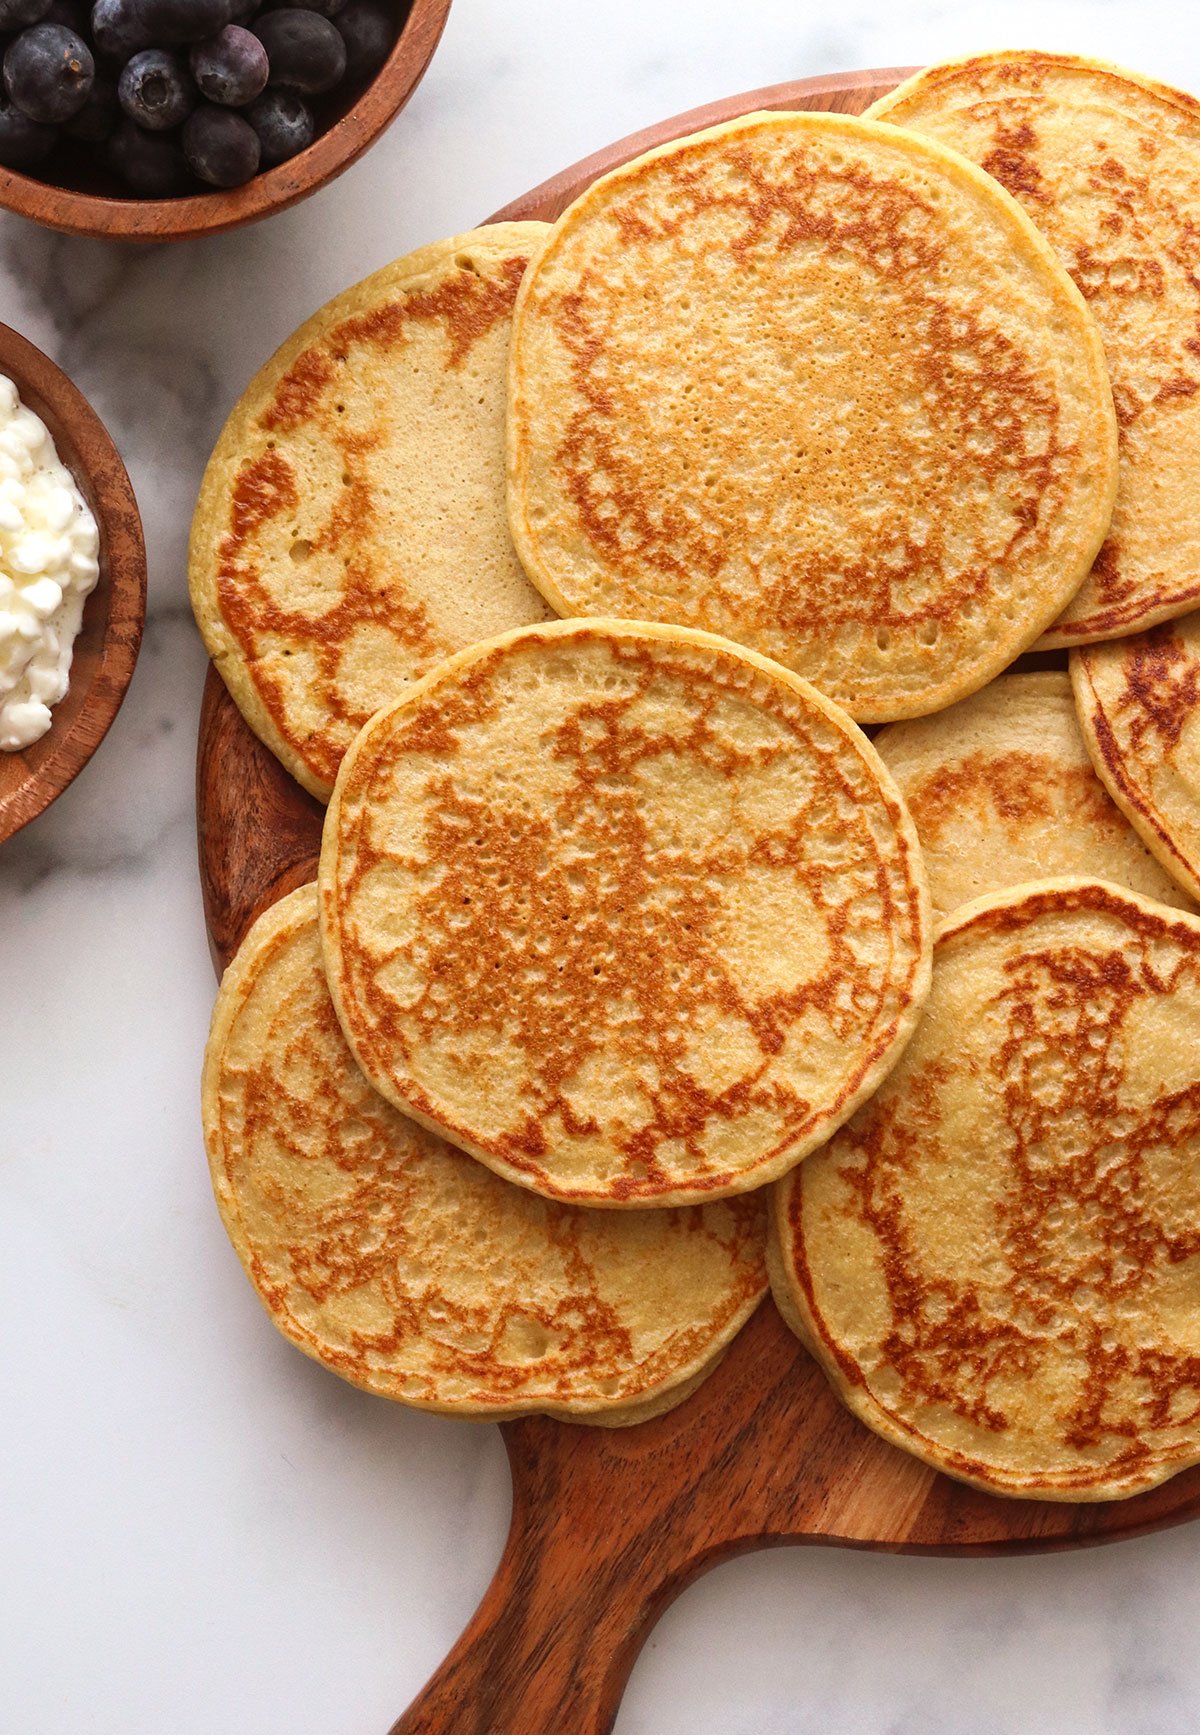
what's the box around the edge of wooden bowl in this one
[0,322,146,844]
[0,0,453,243]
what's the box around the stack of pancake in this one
[192,52,1200,1495]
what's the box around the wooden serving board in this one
[196,70,1200,1735]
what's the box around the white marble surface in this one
[4,2,1200,1731]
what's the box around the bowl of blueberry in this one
[0,0,450,238]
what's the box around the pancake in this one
[506,109,1117,722]
[870,53,1200,646]
[771,877,1200,1501]
[318,618,932,1207]
[190,224,556,802]
[874,670,1191,919]
[1072,614,1200,902]
[203,883,768,1423]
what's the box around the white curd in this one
[0,374,100,752]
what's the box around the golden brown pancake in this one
[203,884,768,1422]
[190,225,556,802]
[507,109,1117,721]
[874,670,1191,918]
[1072,613,1200,901]
[772,877,1200,1501]
[318,618,932,1207]
[870,53,1200,646]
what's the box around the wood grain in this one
[193,70,1200,1735]
[390,1305,1200,1735]
[0,321,145,844]
[198,663,323,972]
[0,0,452,242]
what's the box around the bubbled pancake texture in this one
[874,671,1192,919]
[320,622,931,1205]
[1072,612,1200,901]
[507,112,1116,721]
[871,53,1200,645]
[775,880,1200,1500]
[191,225,556,802]
[203,885,768,1418]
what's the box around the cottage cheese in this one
[0,374,100,752]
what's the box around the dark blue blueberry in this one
[333,0,389,83]
[181,98,256,183]
[244,82,307,162]
[117,44,193,126]
[107,111,185,189]
[0,91,54,160]
[4,22,92,121]
[0,0,51,30]
[189,22,264,103]
[90,0,152,62]
[135,0,232,43]
[251,8,342,92]
[62,61,115,134]
[286,0,345,16]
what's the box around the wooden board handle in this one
[390,1473,675,1735]
[387,1301,926,1735]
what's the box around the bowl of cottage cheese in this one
[0,323,145,844]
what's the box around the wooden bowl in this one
[0,322,145,844]
[0,0,452,243]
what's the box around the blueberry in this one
[333,0,389,83]
[0,0,51,30]
[62,61,115,135]
[182,99,256,183]
[107,111,184,190]
[0,92,54,160]
[251,8,342,93]
[286,0,345,15]
[189,23,264,104]
[136,0,232,43]
[118,45,193,126]
[4,23,92,121]
[244,83,306,162]
[90,0,152,61]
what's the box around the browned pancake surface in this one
[871,54,1200,644]
[191,226,555,801]
[204,886,769,1419]
[507,111,1116,720]
[319,620,931,1205]
[773,878,1200,1500]
[1072,612,1200,900]
[874,671,1192,917]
